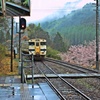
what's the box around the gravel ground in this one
[45,61,82,73]
[66,78,100,100]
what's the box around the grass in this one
[77,79,94,90]
[0,52,19,76]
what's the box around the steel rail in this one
[43,62,91,100]
[45,58,99,73]
[36,64,66,100]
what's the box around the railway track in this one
[34,61,91,100]
[45,57,99,73]
[6,2,30,16]
[21,54,100,99]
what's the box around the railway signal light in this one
[20,18,26,29]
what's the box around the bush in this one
[46,47,61,60]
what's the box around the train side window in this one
[29,42,34,45]
[40,42,46,45]
[36,42,39,46]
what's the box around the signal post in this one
[19,17,26,75]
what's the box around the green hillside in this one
[41,3,100,45]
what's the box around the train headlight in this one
[42,52,44,54]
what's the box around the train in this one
[28,38,46,60]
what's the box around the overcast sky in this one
[14,0,95,23]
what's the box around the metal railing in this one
[21,53,34,85]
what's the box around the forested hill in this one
[41,3,100,45]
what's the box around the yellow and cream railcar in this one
[28,38,46,60]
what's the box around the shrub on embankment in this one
[46,47,61,60]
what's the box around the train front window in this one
[40,42,46,45]
[36,42,39,46]
[29,42,34,45]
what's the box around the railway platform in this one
[0,76,60,100]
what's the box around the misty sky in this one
[15,0,95,23]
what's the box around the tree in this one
[27,23,37,39]
[0,17,11,44]
[22,35,29,41]
[53,32,66,52]
[6,31,11,40]
[27,23,52,46]
[0,30,6,43]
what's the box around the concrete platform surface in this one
[0,83,60,100]
[27,73,100,79]
[0,76,21,84]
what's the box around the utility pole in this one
[18,16,22,75]
[11,17,13,72]
[96,0,99,70]
[18,16,21,75]
[19,16,21,61]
